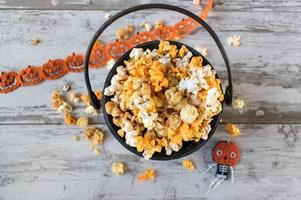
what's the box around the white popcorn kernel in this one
[195,46,208,56]
[130,48,144,59]
[85,105,99,116]
[227,35,241,47]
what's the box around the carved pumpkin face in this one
[65,53,85,72]
[0,72,20,93]
[89,42,109,68]
[153,25,176,40]
[106,40,131,60]
[173,18,199,40]
[18,66,44,86]
[212,141,240,166]
[129,32,157,47]
[42,59,68,80]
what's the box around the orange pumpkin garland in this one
[0,72,20,93]
[18,66,44,86]
[41,59,68,80]
[65,53,85,72]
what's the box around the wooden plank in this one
[0,0,301,11]
[0,10,300,124]
[0,124,300,200]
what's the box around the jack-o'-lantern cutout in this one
[212,141,240,166]
[41,59,68,80]
[18,66,44,86]
[65,53,85,72]
[153,25,176,40]
[106,40,131,60]
[128,31,157,47]
[0,72,20,93]
[173,18,199,40]
[204,141,241,192]
[89,41,110,68]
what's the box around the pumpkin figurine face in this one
[173,18,199,40]
[89,42,110,68]
[18,66,44,86]
[212,141,240,166]
[65,53,85,72]
[129,31,157,47]
[106,40,131,60]
[153,25,176,40]
[0,72,20,94]
[42,59,68,80]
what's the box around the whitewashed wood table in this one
[1,0,301,199]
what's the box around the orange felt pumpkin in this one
[18,66,44,86]
[173,18,199,40]
[65,53,85,72]
[212,141,240,166]
[153,25,176,40]
[89,42,110,68]
[106,40,131,60]
[0,71,20,93]
[128,31,157,47]
[41,59,68,80]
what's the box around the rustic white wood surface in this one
[0,0,301,199]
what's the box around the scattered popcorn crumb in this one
[57,102,73,114]
[227,35,241,47]
[32,38,40,45]
[138,169,155,181]
[194,46,208,56]
[139,20,147,27]
[77,116,89,128]
[69,92,81,104]
[51,90,65,109]
[64,113,77,125]
[106,59,116,70]
[95,90,103,101]
[94,148,101,155]
[85,105,99,116]
[83,127,105,145]
[256,110,265,116]
[112,162,125,175]
[116,28,128,40]
[232,98,245,111]
[225,123,241,137]
[81,94,90,106]
[61,83,71,92]
[104,12,112,19]
[182,159,195,171]
[155,19,164,28]
[144,22,153,31]
[73,135,81,141]
[193,0,202,5]
[127,25,135,33]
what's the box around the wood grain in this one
[0,124,300,200]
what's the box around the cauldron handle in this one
[84,3,233,109]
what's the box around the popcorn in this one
[64,113,77,125]
[104,12,112,19]
[73,135,81,141]
[180,104,199,124]
[57,102,73,114]
[127,25,135,33]
[85,105,99,116]
[103,41,223,159]
[195,46,208,56]
[140,20,153,31]
[61,83,71,92]
[232,98,245,110]
[77,116,89,128]
[138,169,155,181]
[112,162,125,175]
[116,28,128,40]
[69,91,81,103]
[155,19,164,28]
[182,159,195,171]
[225,123,240,137]
[83,127,105,145]
[227,35,241,47]
[51,90,65,109]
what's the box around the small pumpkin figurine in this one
[0,71,20,93]
[173,18,199,40]
[65,53,85,72]
[204,140,240,192]
[128,31,157,47]
[89,41,110,68]
[18,65,44,86]
[105,40,131,60]
[153,25,176,40]
[41,59,68,80]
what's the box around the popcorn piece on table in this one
[232,98,245,110]
[138,169,155,181]
[116,28,128,40]
[140,20,153,31]
[57,102,73,114]
[61,83,71,92]
[112,162,125,175]
[225,123,241,137]
[51,90,65,109]
[83,127,105,145]
[155,19,164,28]
[32,38,40,45]
[64,113,77,125]
[69,91,81,104]
[73,135,81,141]
[127,25,135,33]
[94,148,101,155]
[77,116,89,128]
[104,12,112,19]
[95,90,103,101]
[227,35,241,47]
[182,159,195,171]
[85,105,99,116]
[194,46,208,57]
[81,94,90,106]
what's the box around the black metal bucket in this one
[84,4,233,160]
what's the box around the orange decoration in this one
[106,40,132,60]
[41,59,68,80]
[173,18,199,40]
[153,25,176,40]
[0,1,214,94]
[212,141,240,167]
[65,53,85,72]
[0,72,20,93]
[89,42,110,68]
[128,31,157,47]
[18,66,44,86]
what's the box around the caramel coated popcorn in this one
[77,116,89,128]
[182,159,195,171]
[83,127,105,145]
[64,113,77,125]
[104,41,223,159]
[138,169,155,181]
[225,123,241,137]
[112,162,125,175]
